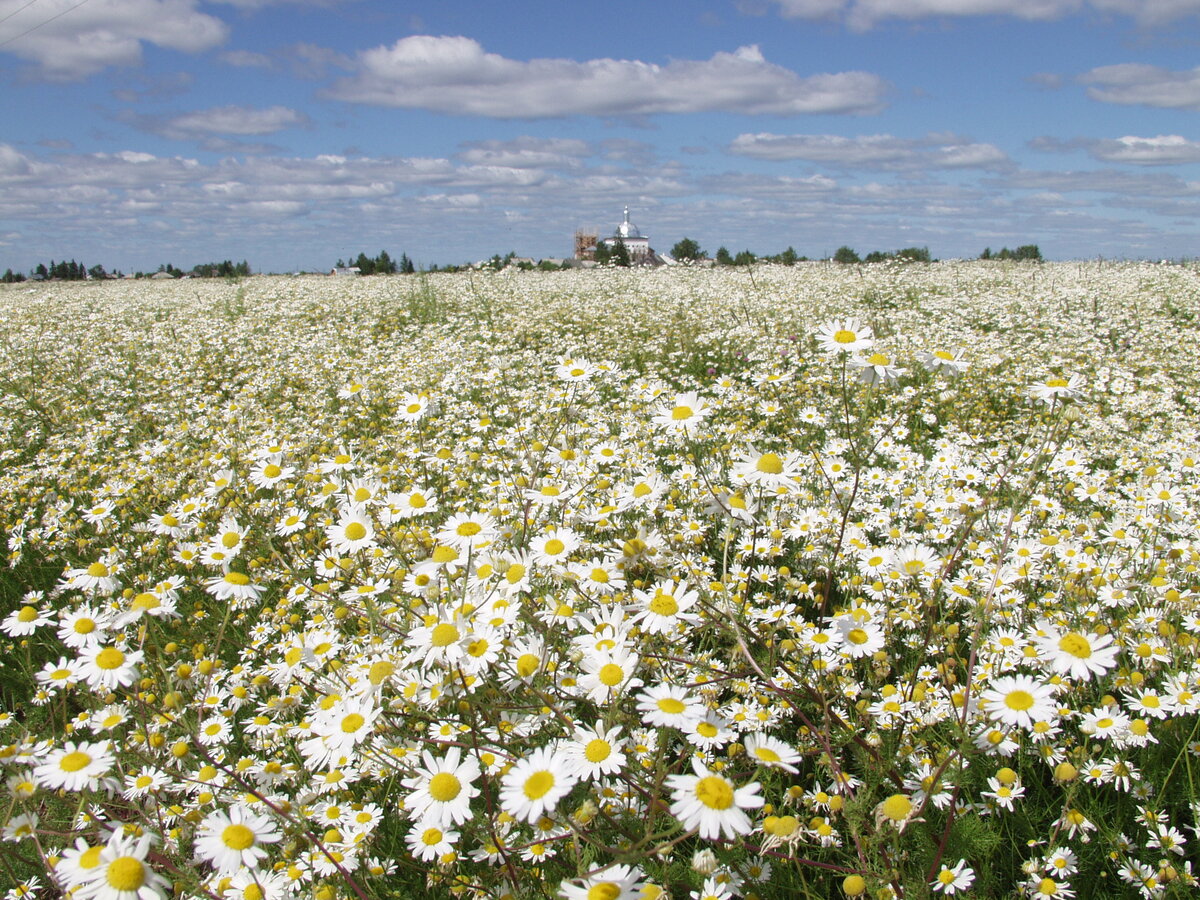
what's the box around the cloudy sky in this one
[3,0,1200,272]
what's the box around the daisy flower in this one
[405,819,459,863]
[402,746,481,827]
[744,734,801,773]
[195,803,282,874]
[1028,372,1085,405]
[730,448,803,490]
[578,647,643,703]
[529,527,580,569]
[72,831,169,900]
[34,740,114,792]
[78,644,143,691]
[559,864,644,900]
[667,758,763,840]
[1,602,52,637]
[1035,627,1119,682]
[637,684,705,729]
[979,675,1059,731]
[436,511,498,552]
[567,723,628,781]
[931,860,975,895]
[815,318,874,355]
[325,509,376,554]
[630,581,701,635]
[919,347,969,375]
[499,746,578,824]
[651,391,712,436]
[853,350,905,385]
[204,571,263,606]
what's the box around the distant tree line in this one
[980,245,1042,261]
[1,258,257,282]
[669,237,808,266]
[336,250,416,275]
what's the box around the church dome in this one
[615,206,642,239]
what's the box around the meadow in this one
[1,260,1198,900]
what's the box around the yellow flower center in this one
[833,329,856,344]
[695,775,734,810]
[224,572,250,586]
[1058,633,1092,659]
[74,618,96,634]
[866,352,890,366]
[584,739,611,763]
[59,751,91,772]
[670,405,693,420]
[428,772,461,802]
[587,884,621,900]
[1005,690,1035,711]
[847,628,869,645]
[222,824,256,850]
[344,522,367,541]
[431,545,458,563]
[263,464,282,478]
[456,521,482,536]
[96,647,125,670]
[17,606,37,623]
[656,698,686,715]
[431,624,460,647]
[544,539,565,556]
[87,562,109,578]
[755,453,783,474]
[649,592,678,617]
[523,770,555,800]
[598,663,625,687]
[880,794,912,822]
[341,713,365,734]
[753,747,781,763]
[516,653,539,677]
[105,857,146,890]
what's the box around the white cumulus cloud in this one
[766,0,1200,27]
[325,35,889,117]
[0,0,228,79]
[728,132,1010,170]
[163,105,310,137]
[1079,63,1200,109]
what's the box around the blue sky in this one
[3,0,1200,272]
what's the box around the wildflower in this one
[853,350,905,385]
[630,581,701,635]
[1036,627,1119,682]
[34,740,114,792]
[667,758,763,840]
[402,746,481,827]
[78,644,142,691]
[578,646,643,702]
[559,864,644,900]
[932,860,975,895]
[920,347,969,375]
[815,318,874,355]
[499,746,578,824]
[204,570,263,606]
[1028,372,1085,405]
[405,819,459,862]
[195,804,282,874]
[652,391,712,436]
[1,602,52,637]
[325,509,376,554]
[72,831,169,900]
[743,734,801,773]
[979,674,1059,731]
[637,684,704,729]
[566,723,627,781]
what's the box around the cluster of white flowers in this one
[1,261,1199,899]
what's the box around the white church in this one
[575,207,661,264]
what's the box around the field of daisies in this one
[1,260,1199,900]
